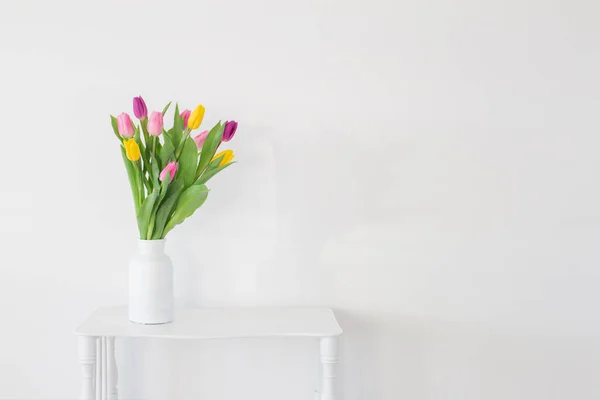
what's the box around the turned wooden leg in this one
[78,336,96,400]
[93,337,118,400]
[319,336,339,400]
[96,337,103,400]
[107,337,119,400]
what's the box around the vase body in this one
[128,239,174,324]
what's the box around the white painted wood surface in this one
[76,306,342,339]
[107,337,118,400]
[77,336,95,400]
[95,338,102,400]
[76,307,342,399]
[320,337,339,400]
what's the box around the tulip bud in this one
[188,105,205,130]
[193,130,209,150]
[148,111,164,136]
[117,113,134,138]
[159,161,178,182]
[180,109,191,129]
[211,149,234,167]
[222,121,238,142]
[124,138,141,161]
[133,96,148,119]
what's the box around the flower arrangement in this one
[110,96,238,240]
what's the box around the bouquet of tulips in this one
[110,96,238,240]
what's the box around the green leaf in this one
[196,154,225,177]
[162,101,172,116]
[134,130,147,165]
[158,170,171,204]
[195,162,236,186]
[163,178,184,204]
[178,137,199,188]
[120,146,140,212]
[159,134,175,169]
[209,154,225,166]
[132,128,152,194]
[151,153,160,189]
[139,144,150,174]
[172,103,182,146]
[196,122,224,177]
[140,118,151,154]
[152,179,185,239]
[145,137,157,180]
[162,185,209,237]
[156,134,163,153]
[147,173,172,239]
[134,126,145,159]
[142,172,152,194]
[136,188,159,239]
[110,115,122,141]
[164,127,173,140]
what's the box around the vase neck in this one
[138,240,166,256]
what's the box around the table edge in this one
[74,306,344,339]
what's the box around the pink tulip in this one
[117,113,134,138]
[159,161,178,182]
[193,130,209,149]
[180,109,191,129]
[148,111,164,137]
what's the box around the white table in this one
[75,307,343,400]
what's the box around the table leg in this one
[107,337,119,400]
[78,336,96,400]
[96,338,103,400]
[319,336,339,400]
[93,337,118,400]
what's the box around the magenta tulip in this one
[117,113,134,138]
[180,109,191,129]
[159,162,178,182]
[148,111,164,136]
[222,120,238,142]
[193,130,209,149]
[133,96,148,119]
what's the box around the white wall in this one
[1,0,599,398]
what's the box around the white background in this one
[1,0,599,399]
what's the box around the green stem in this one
[143,172,152,194]
[147,213,155,240]
[153,136,157,159]
[136,161,144,206]
[141,118,150,147]
[175,129,191,159]
[195,140,222,180]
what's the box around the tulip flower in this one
[188,104,205,130]
[193,130,209,150]
[148,111,164,136]
[117,113,134,138]
[180,109,191,129]
[133,96,148,119]
[124,138,141,161]
[159,161,178,182]
[222,121,238,142]
[211,149,234,167]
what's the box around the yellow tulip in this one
[188,104,205,130]
[212,149,234,166]
[124,138,141,161]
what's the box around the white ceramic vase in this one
[128,239,174,324]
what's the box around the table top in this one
[75,306,342,339]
